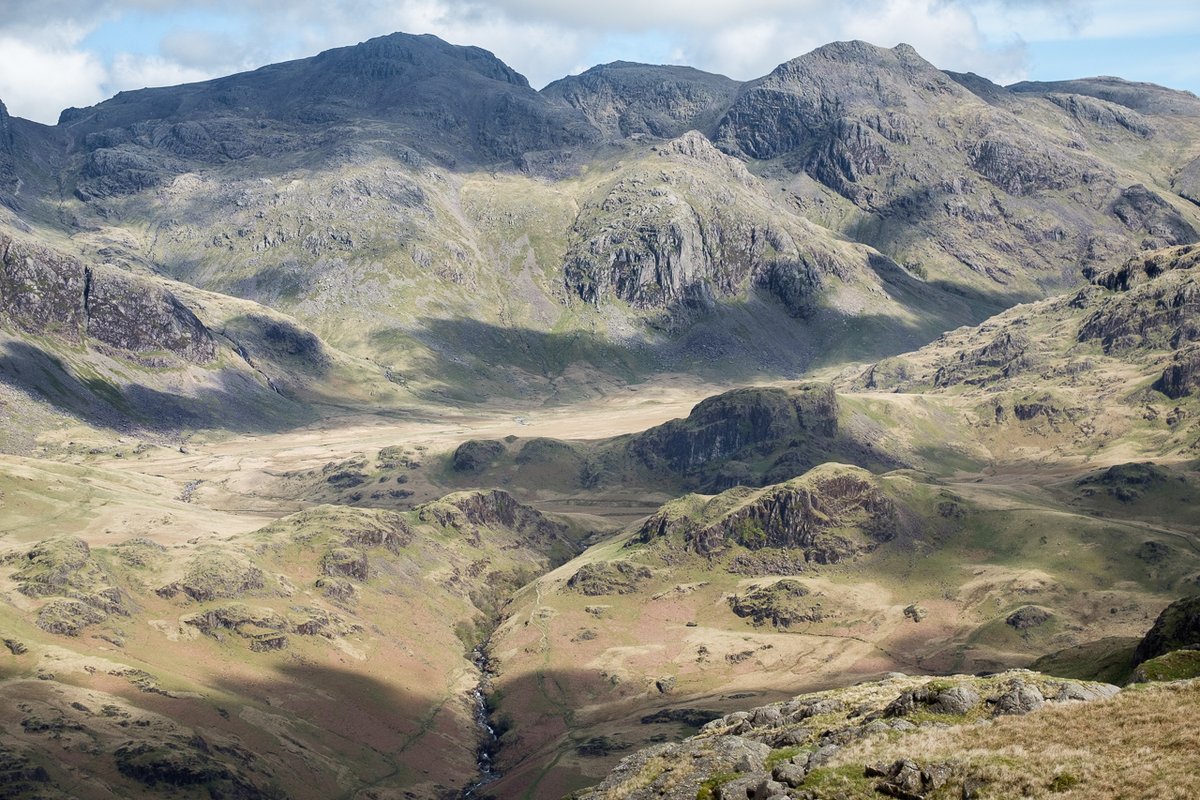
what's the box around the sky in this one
[1,0,1199,125]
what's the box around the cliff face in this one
[0,233,216,363]
[635,463,897,562]
[563,132,883,313]
[627,383,838,475]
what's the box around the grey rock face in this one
[1044,92,1155,137]
[990,679,1045,716]
[628,383,838,476]
[542,61,741,140]
[0,233,215,363]
[1156,343,1200,399]
[1133,595,1200,664]
[563,132,855,313]
[1110,184,1198,247]
[58,32,599,198]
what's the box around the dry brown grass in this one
[829,679,1200,799]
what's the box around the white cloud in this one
[0,34,107,123]
[108,53,214,91]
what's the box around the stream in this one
[460,643,501,798]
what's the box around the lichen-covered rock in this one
[567,562,652,596]
[637,463,898,562]
[729,580,823,628]
[585,671,1118,800]
[35,598,106,636]
[989,679,1045,716]
[884,683,980,718]
[158,551,266,601]
[577,736,769,800]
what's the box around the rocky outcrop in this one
[567,562,653,596]
[1043,92,1155,137]
[114,738,268,797]
[628,383,838,475]
[580,671,1120,800]
[1156,343,1200,398]
[562,131,866,313]
[1109,185,1197,248]
[452,439,505,472]
[1078,248,1200,352]
[1133,596,1200,665]
[157,551,266,602]
[932,330,1033,387]
[0,233,216,363]
[728,579,823,628]
[542,62,741,140]
[636,464,898,562]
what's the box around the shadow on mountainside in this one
[0,338,321,435]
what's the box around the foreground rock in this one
[577,671,1119,800]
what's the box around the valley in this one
[1,29,1200,800]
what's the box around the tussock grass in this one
[828,679,1200,799]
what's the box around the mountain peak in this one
[310,31,532,89]
[542,60,740,140]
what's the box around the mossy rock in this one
[13,536,93,595]
[566,562,652,596]
[159,551,266,602]
[452,439,505,472]
[1132,649,1200,682]
[729,579,823,628]
[35,598,106,636]
[320,548,369,581]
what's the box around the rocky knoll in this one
[576,671,1120,800]
[0,232,215,363]
[627,383,838,477]
[634,463,898,562]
